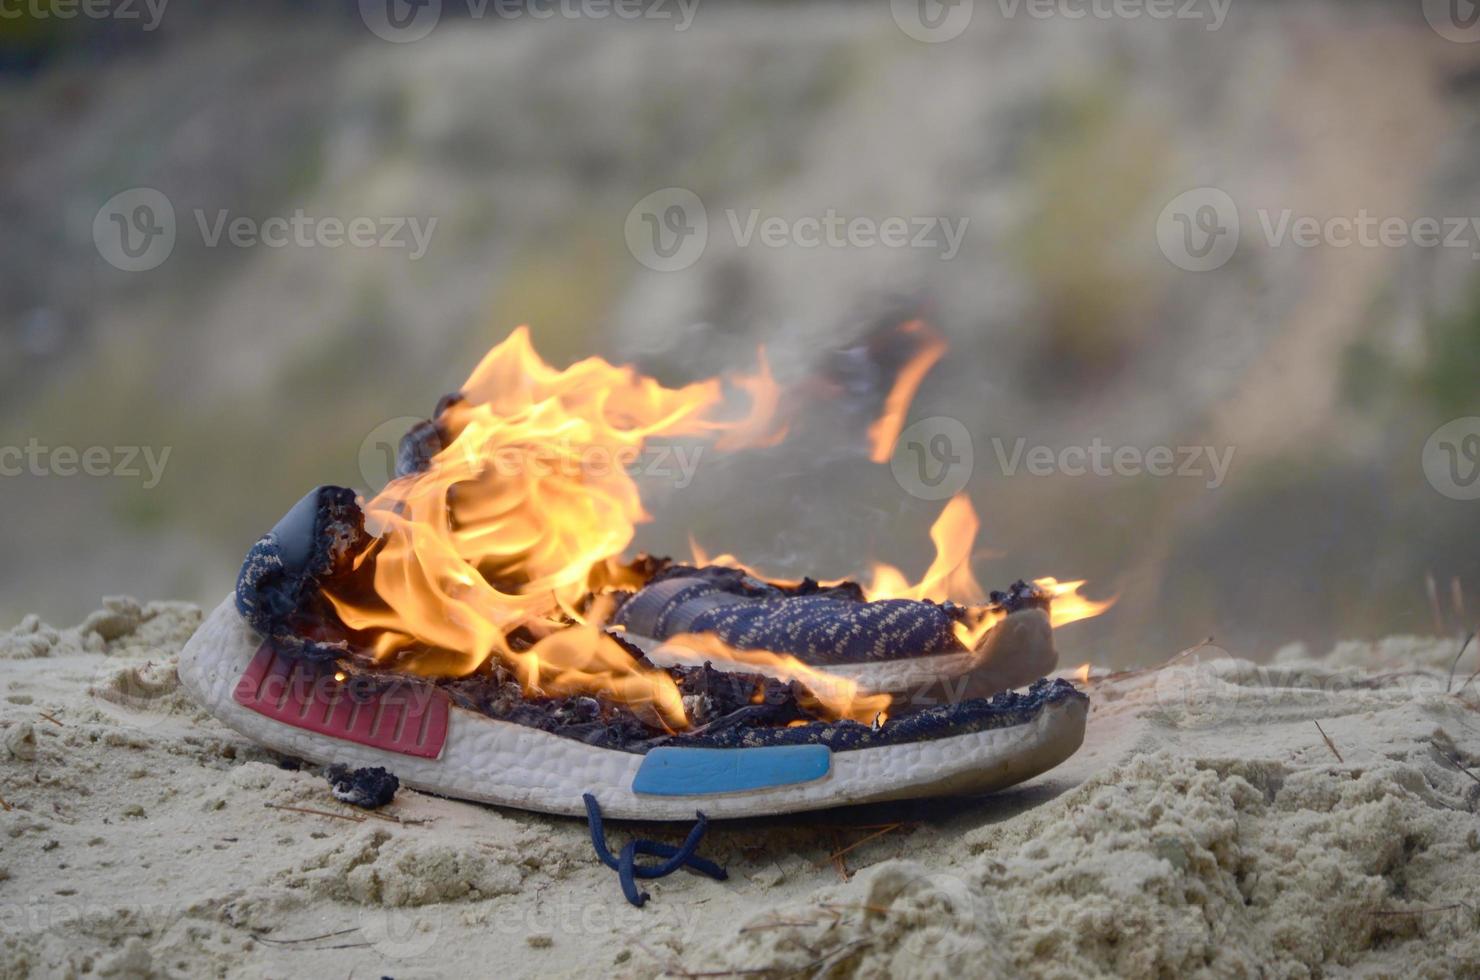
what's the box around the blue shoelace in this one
[582,793,728,907]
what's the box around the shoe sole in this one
[179,597,1086,820]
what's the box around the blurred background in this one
[3,0,1478,668]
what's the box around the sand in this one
[2,599,1478,978]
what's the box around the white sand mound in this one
[1,603,1477,978]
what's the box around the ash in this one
[437,650,811,752]
[437,646,1085,755]
[988,579,1052,615]
[325,764,400,809]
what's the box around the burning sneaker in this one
[178,328,1108,820]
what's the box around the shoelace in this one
[582,793,728,907]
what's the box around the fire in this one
[1033,576,1117,628]
[866,320,947,463]
[656,632,891,724]
[864,494,986,605]
[324,326,878,729]
[692,493,1115,651]
[323,323,1111,732]
[864,496,1114,647]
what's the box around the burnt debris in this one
[395,392,465,479]
[235,485,370,663]
[441,667,1082,754]
[989,579,1053,615]
[325,764,400,809]
[655,677,1084,752]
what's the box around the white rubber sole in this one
[178,597,1087,820]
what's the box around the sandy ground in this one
[2,599,1479,979]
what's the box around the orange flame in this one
[864,494,986,605]
[324,325,1111,731]
[323,327,884,729]
[692,493,1115,651]
[657,633,891,724]
[1033,576,1117,628]
[866,320,947,463]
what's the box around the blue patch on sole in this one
[632,745,832,797]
